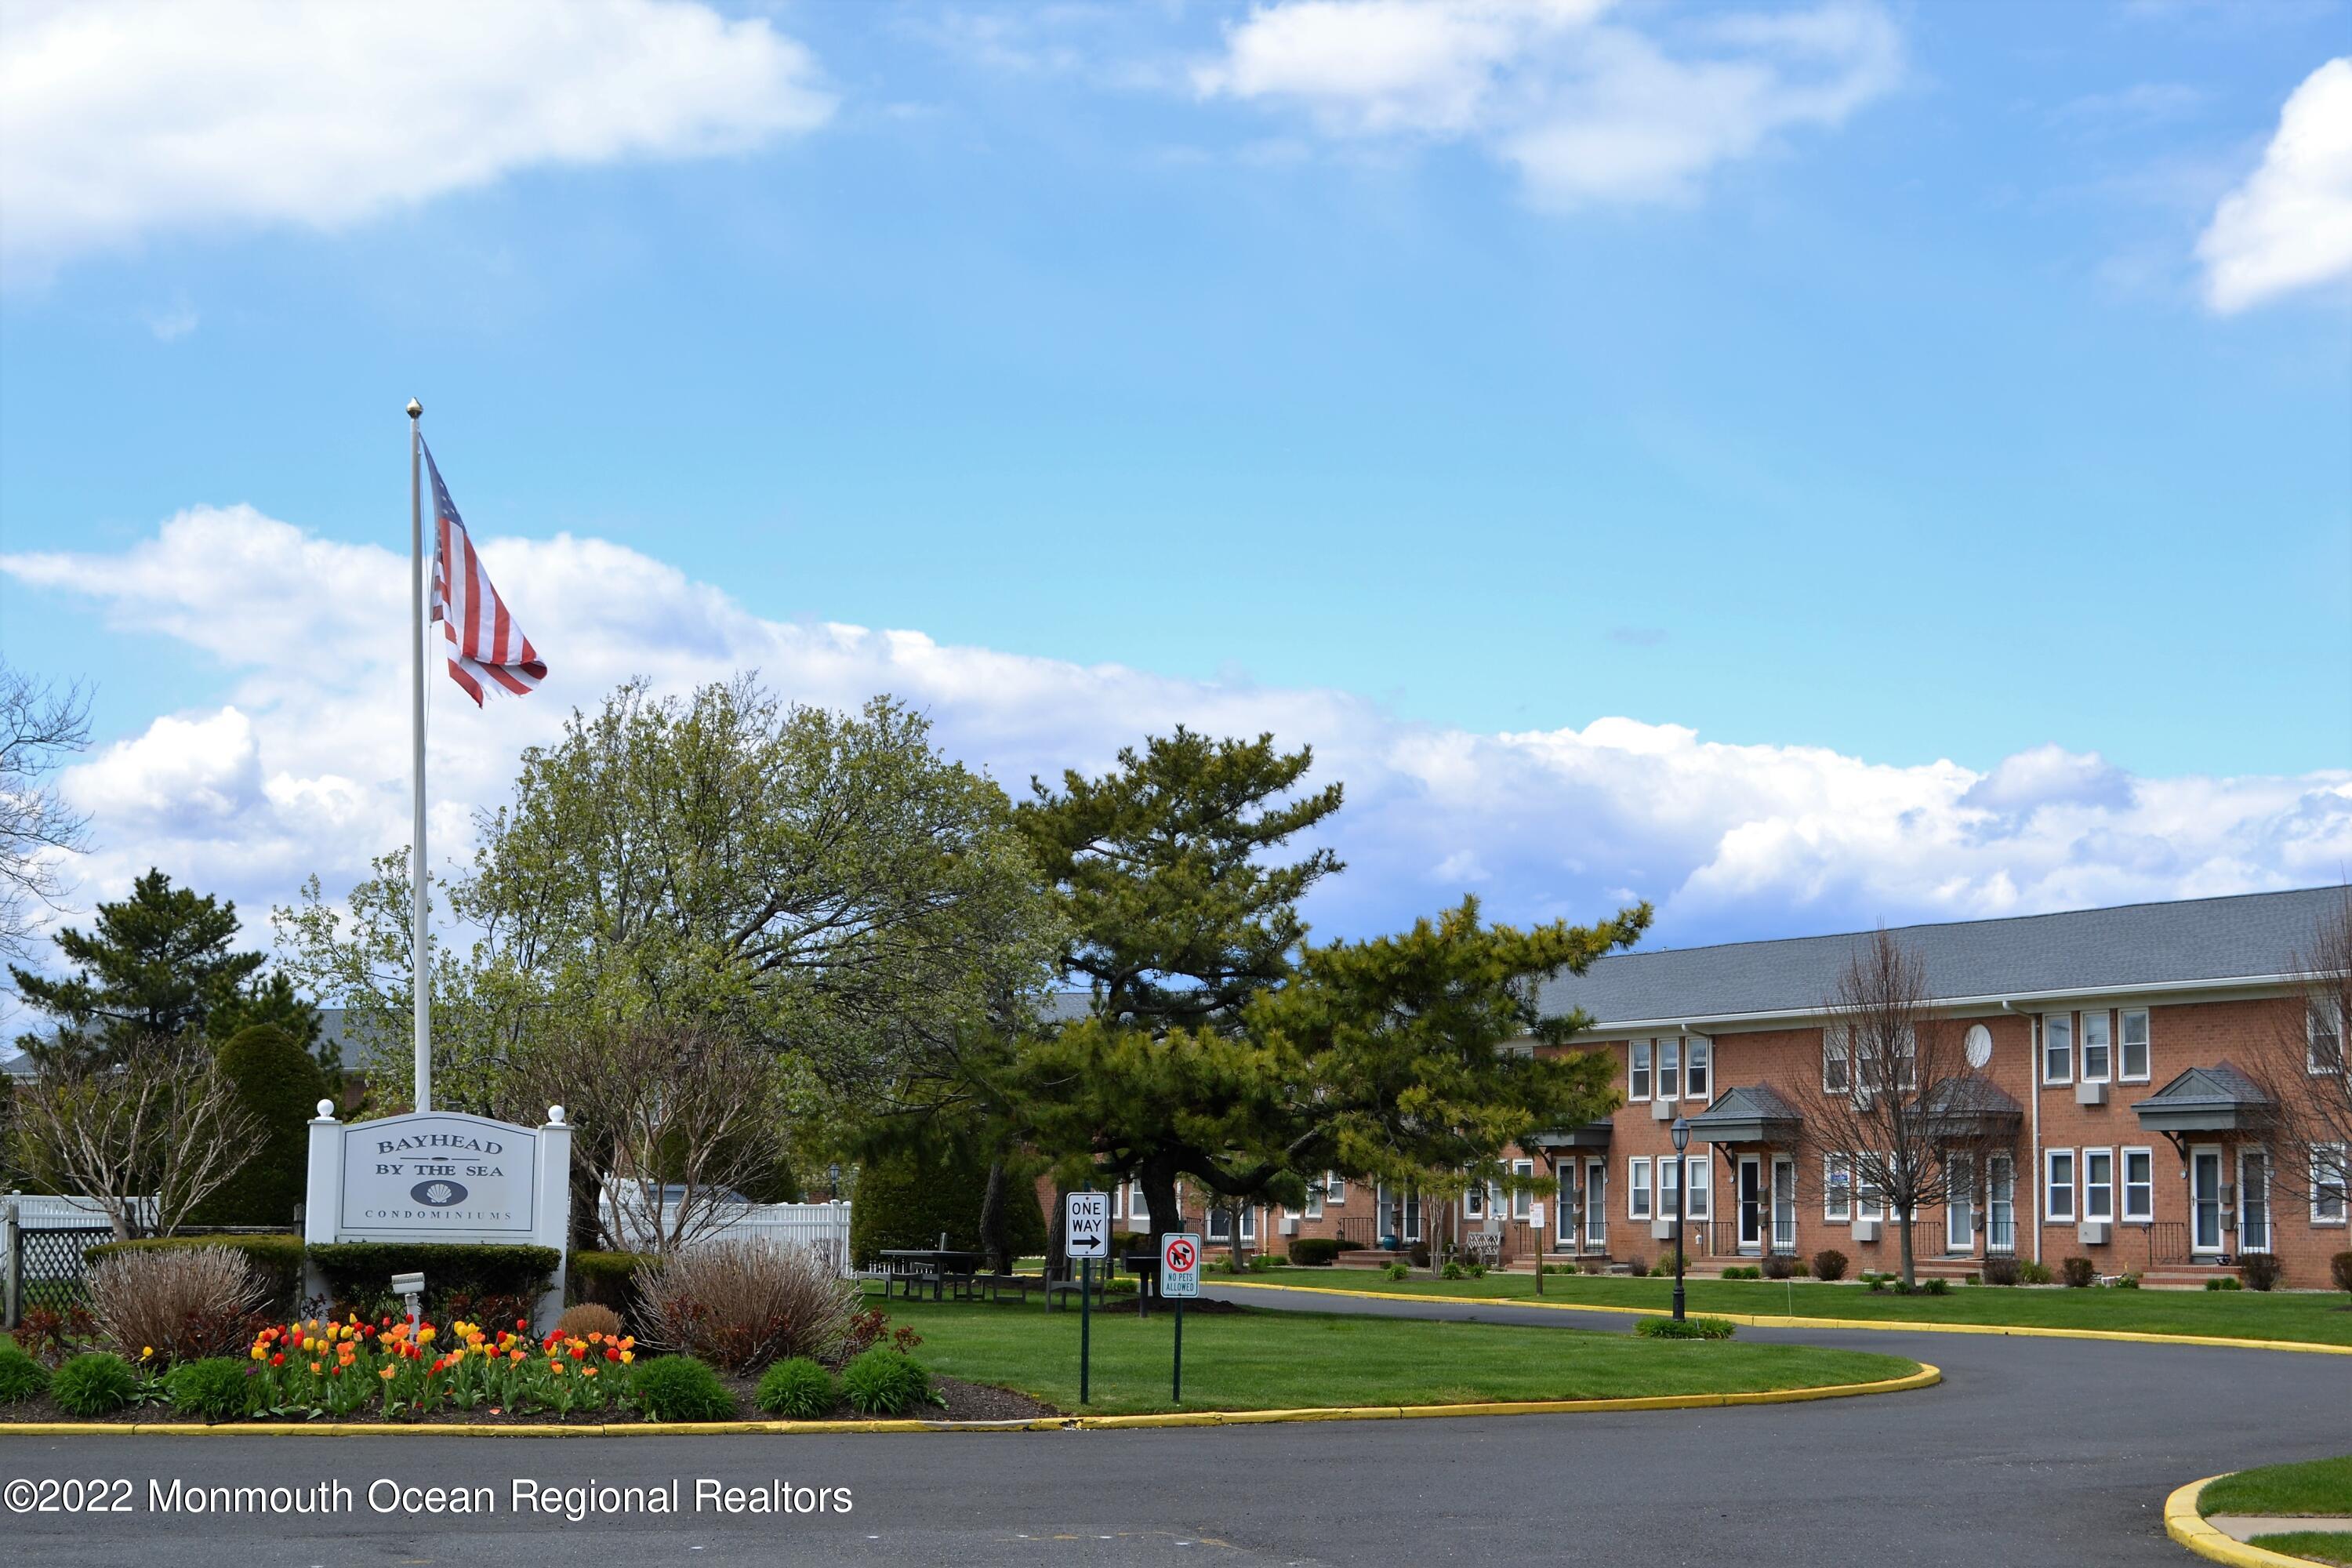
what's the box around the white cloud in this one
[2198,56,2352,312]
[1192,0,1901,206]
[0,0,833,276]
[9,506,2348,970]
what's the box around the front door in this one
[1584,1158,1607,1251]
[2190,1147,2225,1254]
[1987,1154,2016,1254]
[1946,1154,1975,1253]
[1737,1156,1763,1252]
[2240,1151,2270,1254]
[1771,1157,1797,1255]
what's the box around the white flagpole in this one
[407,397,432,1112]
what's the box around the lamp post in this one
[1670,1116,1690,1323]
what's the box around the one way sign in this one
[1065,1191,1109,1258]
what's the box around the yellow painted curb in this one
[2164,1475,2334,1568]
[0,1363,1938,1437]
[1211,1279,2352,1356]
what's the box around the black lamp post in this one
[1670,1116,1690,1322]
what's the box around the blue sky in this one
[1,0,2347,969]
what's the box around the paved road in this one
[2,1287,2343,1568]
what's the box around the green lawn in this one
[878,1298,1918,1417]
[2201,1456,2352,1516]
[2247,1533,2352,1566]
[1232,1267,2352,1345]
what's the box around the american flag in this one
[424,441,547,705]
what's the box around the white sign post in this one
[1064,1189,1110,1406]
[1162,1232,1200,1402]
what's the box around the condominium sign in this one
[334,1111,540,1238]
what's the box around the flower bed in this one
[241,1314,638,1420]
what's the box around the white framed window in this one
[1686,1156,1711,1220]
[1326,1172,1346,1206]
[1686,1036,1711,1099]
[1463,1181,1486,1221]
[1206,1206,1232,1242]
[2083,1149,2114,1222]
[2121,1009,2151,1083]
[2122,1147,2154,1221]
[2312,1003,2346,1076]
[1304,1185,1323,1220]
[1630,1040,1653,1101]
[1659,1156,1681,1218]
[2045,1149,2077,1222]
[1240,1205,1258,1242]
[2081,1011,2112,1083]
[1658,1038,1682,1102]
[1628,1157,1653,1221]
[1557,1169,1577,1243]
[1823,1028,1850,1094]
[1824,1154,1853,1221]
[2314,1144,2348,1225]
[1511,1159,1534,1220]
[1129,1181,1149,1229]
[1857,1166,1884,1223]
[2042,1014,2074,1086]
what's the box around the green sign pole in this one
[1079,1183,1093,1408]
[1172,1294,1183,1403]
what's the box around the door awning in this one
[1684,1084,1803,1146]
[1918,1074,2025,1141]
[2129,1062,2273,1134]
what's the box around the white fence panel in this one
[594,1197,853,1275]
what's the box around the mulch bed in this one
[0,1371,1060,1428]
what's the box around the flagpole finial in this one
[406,398,422,419]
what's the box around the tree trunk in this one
[1140,1160,1181,1258]
[1897,1204,1917,1287]
[1046,1179,1069,1282]
[978,1160,1010,1276]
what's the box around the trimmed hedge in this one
[570,1250,652,1316]
[307,1242,558,1321]
[1635,1316,1737,1340]
[87,1235,307,1313]
[187,1025,325,1225]
[848,1149,1047,1269]
[1289,1237,1344,1266]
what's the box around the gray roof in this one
[1683,1083,1806,1144]
[1537,886,2346,1029]
[0,1048,34,1079]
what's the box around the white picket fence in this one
[5,1194,145,1229]
[597,1199,854,1275]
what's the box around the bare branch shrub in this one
[85,1246,268,1364]
[0,661,93,960]
[633,1238,856,1372]
[2247,888,2352,1221]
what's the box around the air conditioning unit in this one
[1650,1219,1680,1241]
[1851,1219,1881,1242]
[2078,1220,2111,1246]
[1278,1216,1298,1237]
[1651,1098,1675,1121]
[2075,1081,2107,1106]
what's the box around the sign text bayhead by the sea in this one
[336,1111,539,1236]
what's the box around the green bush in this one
[840,1347,935,1417]
[1246,1254,1277,1274]
[1720,1265,1760,1280]
[52,1352,137,1416]
[307,1242,558,1323]
[0,1345,51,1405]
[1810,1250,1848,1281]
[1102,1276,1138,1298]
[1290,1238,1344,1266]
[2017,1260,2054,1285]
[1383,1261,1409,1281]
[87,1235,305,1315]
[2330,1251,2352,1297]
[629,1356,735,1421]
[1866,1276,1887,1292]
[1635,1316,1736,1340]
[1924,1277,1951,1296]
[2114,1273,2140,1289]
[2205,1276,2244,1292]
[755,1357,837,1419]
[1981,1255,2021,1287]
[186,1025,325,1226]
[165,1357,252,1421]
[569,1250,652,1315]
[2060,1256,2096,1289]
[1440,1260,1468,1280]
[848,1150,1046,1269]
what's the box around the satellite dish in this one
[1965,1023,1994,1069]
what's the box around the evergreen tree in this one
[187,1024,327,1225]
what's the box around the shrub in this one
[1648,1255,1679,1278]
[185,1024,325,1225]
[1103,1277,1138,1298]
[52,1352,137,1416]
[0,1345,52,1404]
[1384,1262,1410,1281]
[87,1235,305,1316]
[1290,1238,1343,1267]
[2114,1273,2140,1289]
[1720,1265,1759,1280]
[570,1250,652,1316]
[1246,1254,1278,1274]
[2060,1257,2096,1289]
[1761,1254,1795,1280]
[840,1347,935,1417]
[2017,1260,2054,1285]
[1407,1243,1431,1269]
[164,1357,252,1421]
[2332,1251,2352,1298]
[1924,1277,1951,1295]
[2241,1254,2282,1292]
[1581,1261,1605,1275]
[1866,1276,1887,1292]
[1981,1256,2021,1287]
[557,1303,624,1340]
[12,1305,90,1363]
[1790,1261,1810,1278]
[847,1149,1044,1269]
[1636,1316,1736,1340]
[755,1357,837,1419]
[1810,1249,1849,1282]
[635,1239,858,1374]
[2205,1276,2244,1291]
[628,1355,735,1421]
[1466,1261,1487,1278]
[1440,1261,1468,1280]
[308,1242,559,1326]
[85,1245,268,1365]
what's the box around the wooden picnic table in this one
[877,1248,982,1301]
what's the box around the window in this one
[2084,1149,2114,1222]
[2314,1145,2348,1225]
[1557,1169,1577,1243]
[1659,1156,1681,1218]
[2042,1014,2073,1085]
[1892,1026,1918,1091]
[2121,1009,2151,1082]
[2123,1148,2154,1221]
[1628,1158,1653,1221]
[1129,1181,1149,1229]
[2081,1012,2112,1083]
[1824,1154,1853,1221]
[1304,1185,1323,1220]
[1857,1166,1884,1223]
[1823,1028,1851,1094]
[1512,1159,1534,1221]
[1206,1207,1232,1242]
[2313,1003,2347,1076]
[1686,1156,1711,1220]
[1658,1038,1681,1101]
[1463,1181,1486,1221]
[1630,1040,1653,1101]
[1240,1205,1258,1242]
[1686,1036,1711,1099]
[1326,1172,1346,1206]
[2045,1149,2077,1222]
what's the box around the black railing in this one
[1330,1217,1377,1250]
[8,1226,113,1326]
[2143,1221,2192,1269]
